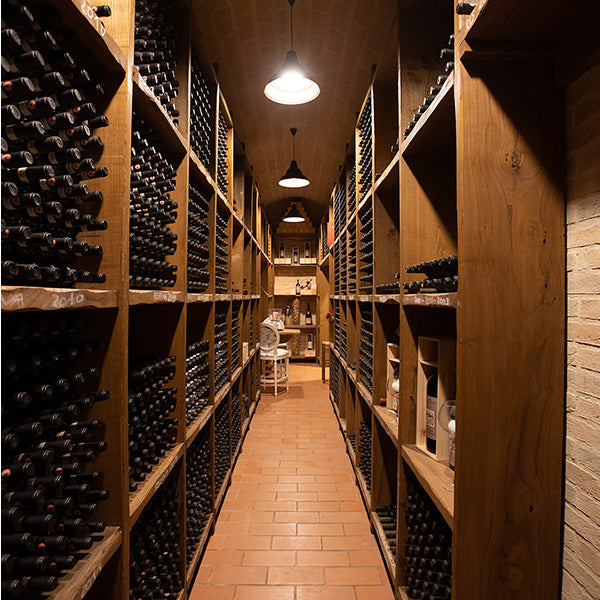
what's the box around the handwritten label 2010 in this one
[49,292,86,309]
[80,0,106,37]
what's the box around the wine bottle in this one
[426,371,438,454]
[295,279,301,295]
[293,247,299,264]
[279,242,284,259]
[304,242,310,258]
[305,304,312,325]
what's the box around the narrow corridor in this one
[189,364,394,600]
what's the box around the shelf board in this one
[318,253,330,268]
[214,382,231,408]
[1,286,118,312]
[402,292,458,309]
[357,382,373,404]
[186,514,214,588]
[274,293,317,297]
[215,467,232,514]
[45,526,121,600]
[401,444,454,528]
[357,295,372,303]
[187,293,212,303]
[374,151,400,191]
[373,406,399,449]
[274,261,318,267]
[231,294,245,301]
[46,0,127,75]
[215,294,231,302]
[373,294,401,304]
[129,289,185,306]
[232,366,243,384]
[129,443,184,525]
[356,468,372,508]
[132,68,187,156]
[186,406,213,448]
[346,438,357,468]
[347,366,357,385]
[371,512,397,586]
[189,150,216,190]
[463,0,599,43]
[401,70,455,157]
[398,587,410,600]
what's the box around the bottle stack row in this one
[2,1,273,598]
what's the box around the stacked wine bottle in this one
[333,303,341,351]
[347,163,357,214]
[185,426,211,565]
[359,304,373,393]
[231,394,242,455]
[189,52,213,167]
[231,303,241,373]
[320,220,328,261]
[128,355,177,492]
[404,478,453,599]
[214,305,229,394]
[330,352,340,411]
[333,246,341,295]
[133,0,180,123]
[129,481,183,599]
[375,504,397,557]
[1,312,110,596]
[215,211,228,293]
[347,219,357,294]
[333,172,345,239]
[339,232,347,295]
[129,113,178,290]
[187,183,210,292]
[376,273,401,294]
[214,401,230,497]
[340,323,348,362]
[357,96,373,199]
[358,204,373,293]
[185,340,210,426]
[358,419,372,490]
[216,111,229,198]
[404,256,458,294]
[2,2,111,287]
[403,33,454,139]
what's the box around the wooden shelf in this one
[129,289,185,306]
[132,68,187,156]
[357,381,373,404]
[186,514,214,588]
[46,0,127,74]
[373,294,401,304]
[373,406,399,449]
[129,443,185,525]
[214,468,232,514]
[44,526,121,600]
[187,293,213,303]
[214,383,231,408]
[401,71,455,157]
[1,287,118,312]
[319,253,330,267]
[371,512,397,585]
[189,149,215,189]
[356,468,372,508]
[186,407,213,448]
[232,366,243,383]
[401,444,454,528]
[274,292,317,297]
[402,292,458,308]
[374,151,400,190]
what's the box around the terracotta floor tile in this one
[297,523,345,536]
[202,550,245,566]
[267,566,325,585]
[298,501,340,512]
[276,491,318,501]
[209,566,267,585]
[214,522,250,535]
[274,511,319,523]
[193,565,213,583]
[258,482,298,492]
[339,501,364,512]
[248,522,297,536]
[296,550,349,566]
[278,475,316,483]
[254,500,297,512]
[218,535,272,550]
[319,512,369,523]
[295,585,356,600]
[343,523,372,536]
[355,586,395,600]
[348,550,387,566]
[271,536,322,550]
[235,585,295,600]
[188,584,236,600]
[299,483,337,493]
[324,566,386,585]
[322,536,377,551]
[223,511,274,523]
[243,550,296,566]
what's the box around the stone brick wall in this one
[563,61,600,599]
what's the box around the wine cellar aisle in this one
[190,364,393,600]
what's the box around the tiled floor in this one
[189,364,394,600]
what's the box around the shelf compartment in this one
[186,406,213,448]
[45,526,122,600]
[45,0,127,74]
[371,511,397,585]
[401,444,454,528]
[401,71,455,157]
[132,68,187,157]
[1,287,118,312]
[129,443,185,524]
[186,513,214,588]
[373,406,399,448]
[189,151,217,198]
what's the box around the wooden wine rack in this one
[1,1,273,599]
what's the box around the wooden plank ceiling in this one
[190,0,397,228]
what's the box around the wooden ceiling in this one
[190,0,397,228]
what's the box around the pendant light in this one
[264,0,320,105]
[279,128,310,188]
[283,203,305,223]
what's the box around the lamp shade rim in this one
[278,159,310,188]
